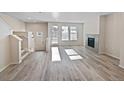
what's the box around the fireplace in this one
[88,37,95,48]
[86,34,99,53]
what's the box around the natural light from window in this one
[69,55,82,60]
[52,47,61,62]
[65,49,78,55]
[65,49,83,60]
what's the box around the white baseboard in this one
[105,53,120,60]
[119,64,124,69]
[0,63,11,72]
[99,52,120,60]
[0,61,20,72]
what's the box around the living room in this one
[0,12,124,81]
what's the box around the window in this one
[51,26,59,44]
[70,26,78,40]
[62,26,69,41]
[61,26,78,41]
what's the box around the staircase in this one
[10,32,33,64]
[21,49,29,61]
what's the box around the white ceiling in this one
[3,12,112,23]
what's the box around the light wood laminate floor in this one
[0,46,124,81]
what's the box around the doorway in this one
[51,25,60,46]
[34,32,46,51]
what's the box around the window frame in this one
[61,26,69,41]
[70,26,78,41]
[61,26,78,41]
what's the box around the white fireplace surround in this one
[85,34,99,53]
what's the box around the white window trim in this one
[61,26,78,41]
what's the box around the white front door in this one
[51,25,60,46]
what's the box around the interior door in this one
[34,32,46,51]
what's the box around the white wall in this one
[99,13,121,59]
[84,15,100,34]
[0,13,26,32]
[0,13,27,72]
[0,17,12,72]
[82,14,100,45]
[26,23,48,50]
[26,23,48,37]
[99,16,106,54]
[119,13,124,68]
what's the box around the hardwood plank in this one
[0,46,123,81]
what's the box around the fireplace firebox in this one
[88,37,95,48]
[86,34,99,53]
